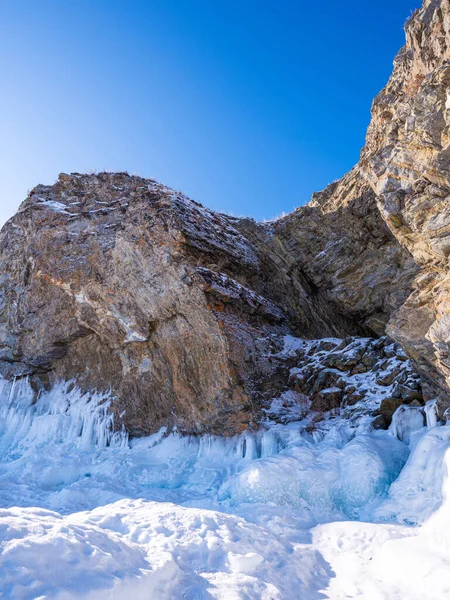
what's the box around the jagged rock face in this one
[355,0,450,412]
[265,335,424,430]
[0,173,361,436]
[248,0,450,414]
[360,0,450,413]
[0,174,266,435]
[258,169,419,337]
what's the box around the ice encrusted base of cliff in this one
[0,346,449,599]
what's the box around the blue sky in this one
[0,0,420,225]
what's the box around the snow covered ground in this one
[0,361,449,598]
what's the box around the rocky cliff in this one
[273,0,450,414]
[0,174,360,436]
[1,0,450,434]
[240,0,450,416]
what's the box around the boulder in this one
[0,173,358,436]
[379,398,404,425]
[311,387,343,412]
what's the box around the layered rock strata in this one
[246,0,450,414]
[0,174,361,435]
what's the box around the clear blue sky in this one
[0,0,420,225]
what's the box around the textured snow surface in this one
[0,378,449,599]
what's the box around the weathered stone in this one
[375,367,403,387]
[398,384,424,403]
[344,389,366,406]
[372,415,388,430]
[311,387,343,412]
[379,398,404,425]
[266,390,310,425]
[309,370,345,395]
[409,399,423,407]
[322,353,361,372]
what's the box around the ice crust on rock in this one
[389,405,426,443]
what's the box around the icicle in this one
[0,378,128,454]
[243,434,258,461]
[260,430,278,457]
[424,399,439,430]
[389,405,426,443]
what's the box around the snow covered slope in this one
[0,337,449,599]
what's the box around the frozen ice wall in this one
[0,378,128,454]
[0,376,436,521]
[0,375,449,599]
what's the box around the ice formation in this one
[0,349,449,599]
[389,405,425,444]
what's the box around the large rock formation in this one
[1,0,450,433]
[240,0,450,415]
[362,0,450,416]
[0,174,360,435]
[286,0,450,414]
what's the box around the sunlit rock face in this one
[2,0,450,433]
[361,0,450,415]
[0,173,361,436]
[252,0,450,413]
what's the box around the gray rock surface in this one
[0,174,359,435]
[245,0,450,416]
